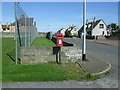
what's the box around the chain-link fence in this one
[14,2,38,64]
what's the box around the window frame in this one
[99,24,104,29]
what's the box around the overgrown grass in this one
[2,38,101,82]
[30,37,56,47]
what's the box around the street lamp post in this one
[82,0,87,61]
[14,1,18,64]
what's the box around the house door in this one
[102,31,104,36]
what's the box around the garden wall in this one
[20,46,82,64]
[2,32,15,37]
[38,32,47,38]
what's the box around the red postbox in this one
[56,33,63,46]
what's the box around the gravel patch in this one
[2,77,118,88]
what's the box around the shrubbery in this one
[65,30,71,37]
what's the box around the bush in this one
[85,74,91,79]
[65,30,71,37]
[73,34,78,37]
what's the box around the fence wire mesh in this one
[15,2,38,64]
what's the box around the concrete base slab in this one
[78,54,111,75]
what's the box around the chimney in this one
[86,19,88,25]
[34,22,36,26]
[93,17,96,23]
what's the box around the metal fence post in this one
[82,0,87,61]
[14,2,18,64]
[25,16,27,47]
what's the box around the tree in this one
[107,23,120,37]
[107,23,119,31]
[117,25,120,31]
[65,30,71,37]
[111,23,118,30]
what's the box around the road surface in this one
[64,38,118,83]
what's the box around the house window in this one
[99,24,104,29]
[3,28,6,31]
[7,28,10,30]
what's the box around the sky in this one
[1,2,118,33]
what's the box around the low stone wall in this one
[97,36,106,40]
[38,32,47,38]
[2,32,15,37]
[20,46,82,64]
[61,47,82,62]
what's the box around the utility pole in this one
[82,0,87,61]
[14,1,18,64]
[25,16,27,47]
[118,1,120,26]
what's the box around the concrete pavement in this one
[78,53,111,75]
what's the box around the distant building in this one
[78,18,109,38]
[57,28,66,36]
[70,26,78,36]
[66,25,78,36]
[57,25,79,37]
[0,24,15,32]
[0,24,2,32]
[1,16,37,32]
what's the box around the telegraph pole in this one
[14,1,18,64]
[82,0,87,61]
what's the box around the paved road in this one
[91,39,118,47]
[64,38,118,67]
[64,38,118,85]
[2,79,118,88]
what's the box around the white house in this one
[70,26,78,36]
[79,19,109,38]
[66,25,78,36]
[57,28,66,36]
[57,25,79,36]
[1,24,15,32]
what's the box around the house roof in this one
[88,20,101,31]
[66,26,77,31]
[79,19,106,32]
[57,28,65,33]
[2,25,7,28]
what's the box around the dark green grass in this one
[2,38,101,82]
[30,37,56,47]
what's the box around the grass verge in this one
[2,38,101,82]
[30,37,56,47]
